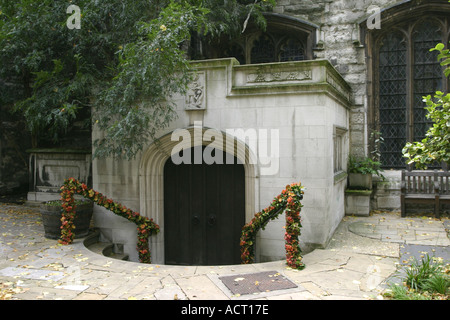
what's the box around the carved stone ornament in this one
[185,71,206,110]
[246,70,312,84]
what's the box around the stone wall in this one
[274,0,422,211]
[274,0,400,159]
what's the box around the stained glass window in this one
[378,32,407,168]
[250,35,275,64]
[279,38,305,62]
[412,22,443,144]
[377,19,447,169]
[224,44,246,65]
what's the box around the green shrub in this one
[348,155,384,178]
[385,254,449,300]
[422,273,450,295]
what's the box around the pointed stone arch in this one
[193,12,318,64]
[139,126,258,264]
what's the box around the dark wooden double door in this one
[164,146,245,265]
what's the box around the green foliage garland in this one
[240,182,305,269]
[59,177,160,263]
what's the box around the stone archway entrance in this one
[139,126,257,265]
[163,146,245,265]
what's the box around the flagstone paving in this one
[0,203,448,300]
[348,213,450,246]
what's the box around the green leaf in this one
[432,43,445,51]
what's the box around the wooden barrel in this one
[40,200,94,240]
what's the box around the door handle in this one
[192,215,200,225]
[208,215,216,226]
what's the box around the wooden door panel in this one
[164,146,245,265]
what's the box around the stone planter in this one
[345,189,373,216]
[40,200,94,239]
[348,173,372,190]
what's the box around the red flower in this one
[240,181,305,269]
[58,178,160,264]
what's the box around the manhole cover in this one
[219,271,297,295]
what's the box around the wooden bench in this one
[401,170,450,218]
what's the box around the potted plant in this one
[345,156,385,216]
[40,199,93,240]
[347,156,384,190]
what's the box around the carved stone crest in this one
[185,72,206,110]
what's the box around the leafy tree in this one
[0,0,274,158]
[0,0,160,148]
[402,43,450,169]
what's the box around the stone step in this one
[102,243,129,261]
[83,229,129,261]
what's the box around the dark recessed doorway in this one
[164,146,245,265]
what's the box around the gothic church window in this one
[224,44,246,65]
[192,14,316,65]
[373,16,449,169]
[279,38,305,62]
[378,32,407,168]
[249,34,305,64]
[250,34,276,64]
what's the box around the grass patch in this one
[384,254,449,300]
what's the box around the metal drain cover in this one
[219,271,297,295]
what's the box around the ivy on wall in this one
[240,182,306,269]
[59,178,159,263]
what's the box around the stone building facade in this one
[89,0,449,263]
[6,0,447,264]
[273,0,450,211]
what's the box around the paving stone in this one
[266,290,320,300]
[399,244,450,265]
[373,226,398,235]
[13,286,80,300]
[219,271,297,296]
[73,292,107,300]
[153,285,186,300]
[299,281,329,296]
[117,276,162,298]
[1,204,448,301]
[176,275,229,300]
[0,266,65,281]
[54,284,90,291]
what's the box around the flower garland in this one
[240,182,305,269]
[59,178,160,263]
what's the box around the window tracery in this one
[371,15,449,169]
[192,14,316,65]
